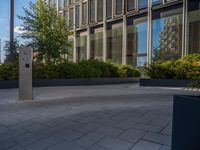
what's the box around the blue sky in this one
[0,0,36,61]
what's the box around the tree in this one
[4,40,20,64]
[19,0,73,63]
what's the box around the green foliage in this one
[0,60,141,80]
[118,65,141,77]
[3,40,20,64]
[19,0,72,63]
[145,54,200,80]
[0,63,18,80]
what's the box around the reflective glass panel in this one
[107,24,122,64]
[127,17,147,66]
[90,30,103,60]
[90,0,95,22]
[82,2,87,24]
[97,0,103,21]
[188,0,200,54]
[76,34,87,62]
[106,0,112,19]
[116,0,122,15]
[152,8,183,62]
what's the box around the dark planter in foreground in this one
[0,78,139,89]
[172,95,200,150]
[140,78,194,87]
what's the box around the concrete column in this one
[122,15,127,65]
[147,0,152,64]
[73,5,77,63]
[182,0,188,57]
[73,34,77,62]
[87,27,91,60]
[19,47,33,100]
[103,0,107,61]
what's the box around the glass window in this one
[58,0,63,10]
[90,29,103,60]
[69,8,74,25]
[127,0,135,11]
[139,0,147,9]
[97,0,103,21]
[107,23,123,64]
[106,0,112,19]
[152,0,162,5]
[76,33,87,62]
[64,10,68,24]
[188,0,200,54]
[116,0,122,15]
[127,17,148,66]
[152,8,183,62]
[69,0,73,5]
[82,2,87,25]
[75,6,80,28]
[64,0,68,7]
[90,0,95,22]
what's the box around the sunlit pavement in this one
[0,84,198,150]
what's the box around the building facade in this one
[48,0,200,66]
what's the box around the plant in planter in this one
[172,80,200,150]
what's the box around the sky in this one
[0,0,36,62]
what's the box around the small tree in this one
[19,0,73,63]
[4,40,20,64]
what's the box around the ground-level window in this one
[76,32,87,62]
[107,23,123,64]
[127,16,148,66]
[90,29,103,60]
[152,7,183,62]
[188,0,200,54]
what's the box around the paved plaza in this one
[0,84,198,150]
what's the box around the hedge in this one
[0,60,141,80]
[144,54,200,80]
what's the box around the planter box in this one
[172,95,200,150]
[0,78,139,89]
[140,78,193,87]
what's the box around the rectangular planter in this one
[172,95,200,150]
[140,78,194,87]
[0,78,139,89]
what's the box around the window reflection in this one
[76,33,87,62]
[188,0,200,54]
[90,29,103,60]
[127,17,147,66]
[152,8,183,62]
[107,23,122,64]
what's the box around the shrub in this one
[0,60,141,80]
[0,63,18,80]
[118,65,141,77]
[145,54,200,80]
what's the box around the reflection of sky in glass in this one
[136,22,147,54]
[152,19,164,50]
[0,0,36,62]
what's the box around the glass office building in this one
[49,0,200,66]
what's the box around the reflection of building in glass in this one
[157,15,182,61]
[0,0,195,66]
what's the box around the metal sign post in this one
[19,46,33,100]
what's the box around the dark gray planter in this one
[0,78,139,89]
[172,95,200,150]
[140,78,194,87]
